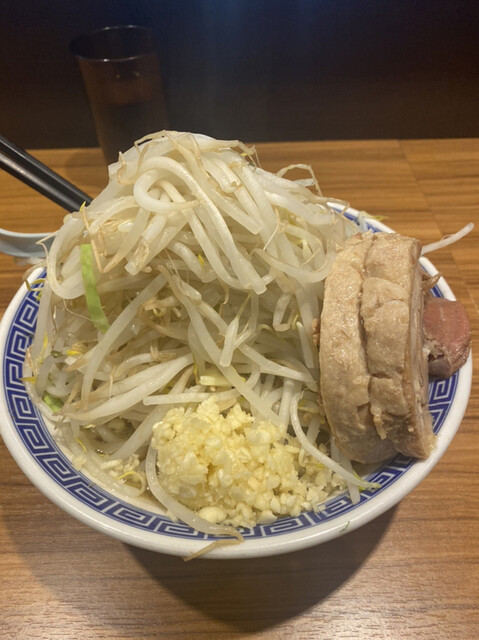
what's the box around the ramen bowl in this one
[0,210,471,559]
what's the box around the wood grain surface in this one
[0,140,477,640]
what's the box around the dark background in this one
[1,0,479,149]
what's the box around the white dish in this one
[0,208,472,558]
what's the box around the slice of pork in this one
[319,231,435,464]
[361,233,434,459]
[423,296,471,378]
[319,234,396,463]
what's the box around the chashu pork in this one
[423,296,471,378]
[319,234,396,463]
[319,231,435,463]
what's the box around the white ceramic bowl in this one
[0,209,472,558]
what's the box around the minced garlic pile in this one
[151,397,346,528]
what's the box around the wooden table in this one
[0,141,477,640]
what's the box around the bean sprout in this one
[25,131,362,547]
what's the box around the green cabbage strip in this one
[80,243,110,333]
[43,392,64,413]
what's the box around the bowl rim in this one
[0,207,472,558]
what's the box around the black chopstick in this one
[0,134,92,212]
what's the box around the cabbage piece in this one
[80,243,110,333]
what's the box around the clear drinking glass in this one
[70,25,169,164]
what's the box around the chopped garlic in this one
[151,397,345,528]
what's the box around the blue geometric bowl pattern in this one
[1,221,459,542]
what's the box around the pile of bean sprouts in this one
[25,131,376,550]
